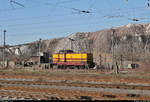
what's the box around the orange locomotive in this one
[52,50,95,68]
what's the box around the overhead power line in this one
[71,8,94,14]
[0,0,83,13]
[10,0,25,7]
[128,17,147,22]
[0,0,71,12]
[25,0,82,11]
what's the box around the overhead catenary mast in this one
[111,28,118,74]
[38,38,42,66]
[3,30,6,68]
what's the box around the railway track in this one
[0,89,69,100]
[1,83,150,96]
[0,78,150,100]
[0,79,150,91]
[0,86,149,100]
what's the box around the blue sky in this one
[0,0,149,45]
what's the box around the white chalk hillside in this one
[1,23,150,63]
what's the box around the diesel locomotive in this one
[51,50,95,69]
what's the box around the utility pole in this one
[111,28,118,74]
[120,54,123,69]
[38,38,42,66]
[99,54,102,67]
[132,34,134,64]
[111,28,114,70]
[3,30,6,68]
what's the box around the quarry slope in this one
[2,23,150,64]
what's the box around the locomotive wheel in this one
[62,65,64,69]
[62,65,66,69]
[77,66,80,69]
[70,66,74,69]
[78,66,84,69]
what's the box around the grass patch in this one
[0,68,150,81]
